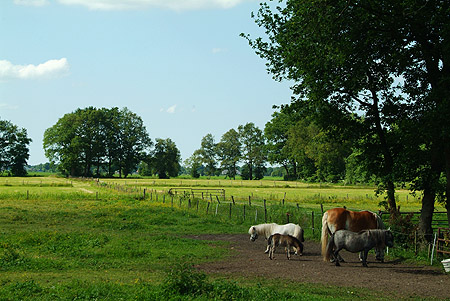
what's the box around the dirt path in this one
[192,234,450,299]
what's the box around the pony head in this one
[385,230,394,248]
[248,226,258,241]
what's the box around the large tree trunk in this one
[445,140,450,227]
[369,84,398,216]
[419,144,442,241]
[419,187,436,242]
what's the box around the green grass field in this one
[0,176,445,299]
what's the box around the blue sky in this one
[0,0,292,165]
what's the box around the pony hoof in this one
[335,262,340,267]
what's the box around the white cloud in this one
[0,58,69,80]
[56,0,252,11]
[166,105,177,114]
[14,0,49,6]
[212,48,228,54]
[0,103,19,110]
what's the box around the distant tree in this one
[0,119,32,176]
[217,129,241,179]
[43,107,152,177]
[115,108,152,178]
[264,110,299,179]
[238,122,266,180]
[150,138,181,179]
[184,150,202,178]
[198,134,217,178]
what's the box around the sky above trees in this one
[0,0,292,165]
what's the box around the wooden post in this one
[231,195,235,205]
[188,198,191,208]
[216,195,220,204]
[243,205,246,220]
[263,199,268,223]
[229,203,232,219]
[415,230,417,255]
[320,204,324,214]
[143,188,146,199]
[196,200,199,212]
[206,202,210,214]
[248,196,251,206]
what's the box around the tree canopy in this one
[43,107,152,178]
[243,0,450,234]
[0,119,32,176]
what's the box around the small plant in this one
[161,263,211,297]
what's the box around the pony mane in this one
[373,212,385,229]
[253,223,276,238]
[369,229,387,247]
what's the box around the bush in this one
[160,263,211,297]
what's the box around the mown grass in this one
[0,176,444,299]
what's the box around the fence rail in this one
[437,227,450,255]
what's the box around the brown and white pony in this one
[321,207,385,262]
[268,234,304,260]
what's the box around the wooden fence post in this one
[243,205,246,220]
[264,199,267,222]
[248,196,251,206]
[232,196,235,205]
[206,202,210,214]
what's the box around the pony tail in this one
[325,233,335,262]
[267,235,273,247]
[321,212,329,261]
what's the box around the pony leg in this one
[375,247,384,262]
[287,245,291,260]
[333,249,342,266]
[269,245,275,260]
[264,245,270,253]
[362,249,369,267]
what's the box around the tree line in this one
[42,107,180,179]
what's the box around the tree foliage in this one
[150,138,181,179]
[0,119,32,176]
[43,107,152,178]
[238,123,266,180]
[243,0,450,230]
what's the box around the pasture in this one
[0,176,448,299]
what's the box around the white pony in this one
[248,223,304,254]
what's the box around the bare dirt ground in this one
[192,234,450,299]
